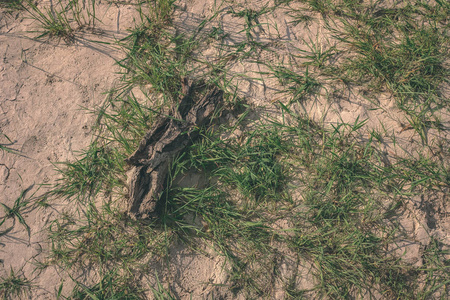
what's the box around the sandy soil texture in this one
[1,0,449,298]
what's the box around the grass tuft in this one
[0,185,34,237]
[0,268,32,300]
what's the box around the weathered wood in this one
[126,79,223,218]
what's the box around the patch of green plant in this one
[95,93,160,154]
[50,90,162,204]
[47,197,172,270]
[0,185,34,237]
[69,269,144,300]
[51,141,126,203]
[228,6,271,41]
[150,273,176,300]
[419,237,450,299]
[265,106,449,298]
[0,0,23,11]
[115,0,192,102]
[337,19,448,105]
[268,65,321,104]
[23,0,99,40]
[0,268,32,300]
[45,92,171,275]
[301,0,337,16]
[187,124,286,204]
[24,0,74,40]
[325,2,449,142]
[165,184,277,297]
[296,35,337,69]
[284,5,315,27]
[116,26,181,101]
[280,0,448,142]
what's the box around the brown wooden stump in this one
[125,79,223,218]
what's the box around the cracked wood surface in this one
[126,79,223,218]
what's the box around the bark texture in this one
[126,79,223,218]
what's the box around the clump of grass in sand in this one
[0,0,23,11]
[23,0,99,40]
[281,0,449,142]
[24,0,73,40]
[69,269,145,299]
[269,65,321,104]
[0,268,32,300]
[116,0,199,103]
[334,16,448,141]
[0,185,34,237]
[50,141,126,203]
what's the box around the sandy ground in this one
[0,4,130,298]
[1,0,449,298]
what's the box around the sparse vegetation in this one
[0,0,23,11]
[22,0,100,40]
[0,268,32,300]
[1,0,449,298]
[0,186,34,237]
[0,133,19,155]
